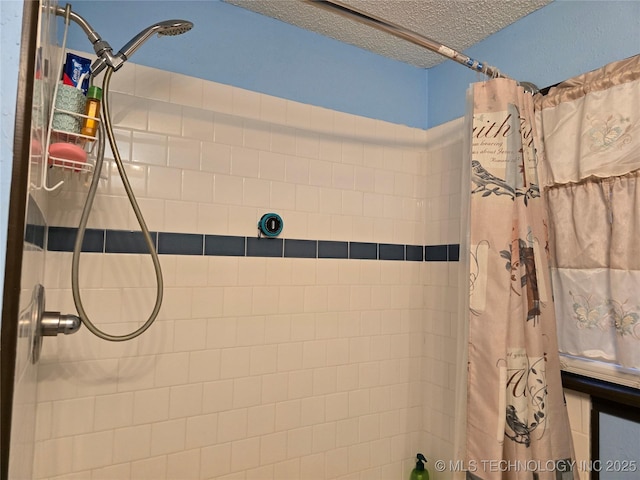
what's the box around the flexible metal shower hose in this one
[71,67,163,341]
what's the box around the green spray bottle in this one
[410,453,429,480]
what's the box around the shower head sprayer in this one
[116,20,194,62]
[52,5,194,76]
[88,19,193,76]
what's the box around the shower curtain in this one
[465,78,575,479]
[535,54,640,371]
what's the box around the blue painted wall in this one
[65,0,427,128]
[0,0,25,318]
[428,0,640,126]
[65,1,640,130]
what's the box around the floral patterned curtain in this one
[465,78,576,479]
[535,54,640,371]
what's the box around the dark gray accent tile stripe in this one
[205,235,245,256]
[425,245,448,262]
[158,233,203,255]
[406,245,423,262]
[349,242,377,260]
[448,244,460,262]
[318,241,348,259]
[48,226,104,253]
[284,239,317,258]
[25,224,46,249]
[246,237,283,257]
[105,230,157,254]
[44,226,460,262]
[379,243,404,261]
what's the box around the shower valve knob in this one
[40,311,82,336]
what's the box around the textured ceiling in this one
[225,0,551,68]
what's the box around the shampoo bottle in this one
[81,85,102,137]
[410,453,429,480]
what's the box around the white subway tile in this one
[260,94,286,125]
[175,256,208,287]
[203,81,233,114]
[220,346,251,379]
[250,345,278,376]
[232,376,262,408]
[69,431,113,473]
[197,202,229,234]
[207,317,238,349]
[202,379,234,413]
[185,412,218,449]
[148,100,182,136]
[260,431,288,465]
[181,169,213,203]
[259,151,286,181]
[313,367,337,396]
[319,188,342,215]
[164,200,199,234]
[93,392,133,431]
[150,418,186,455]
[154,352,189,387]
[284,156,309,184]
[244,118,271,151]
[130,455,167,480]
[296,132,320,162]
[287,370,313,400]
[275,399,301,432]
[92,463,132,480]
[133,387,170,425]
[166,449,200,480]
[135,65,171,102]
[170,73,203,108]
[111,94,149,131]
[231,437,261,472]
[271,124,297,155]
[167,136,200,170]
[201,140,232,173]
[318,135,342,162]
[200,443,232,479]
[243,177,271,207]
[147,165,181,200]
[223,286,253,317]
[233,88,261,119]
[261,373,289,405]
[182,105,214,140]
[169,383,203,419]
[217,409,248,442]
[231,146,260,178]
[325,447,349,478]
[336,417,359,447]
[247,404,275,437]
[215,113,244,146]
[50,397,95,438]
[188,349,221,383]
[113,424,151,463]
[132,131,168,166]
[33,436,73,478]
[287,427,313,459]
[214,174,244,205]
[103,128,132,162]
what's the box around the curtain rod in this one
[306,0,539,92]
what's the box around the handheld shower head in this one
[53,5,194,76]
[117,20,194,61]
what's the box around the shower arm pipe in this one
[306,0,508,80]
[51,4,101,45]
[51,4,125,75]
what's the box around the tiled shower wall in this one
[34,57,464,479]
